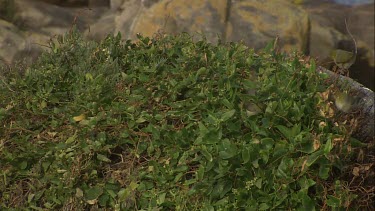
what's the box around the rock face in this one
[0,20,26,66]
[129,0,227,43]
[304,0,374,91]
[0,0,105,65]
[227,0,309,53]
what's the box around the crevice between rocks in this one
[223,0,232,42]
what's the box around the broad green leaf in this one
[85,186,103,201]
[261,138,274,150]
[259,203,270,210]
[318,158,331,179]
[219,139,237,159]
[197,166,205,181]
[276,125,292,141]
[301,193,316,211]
[298,176,316,190]
[326,195,341,207]
[174,172,184,182]
[157,192,166,205]
[135,117,147,123]
[243,79,257,89]
[291,124,301,137]
[220,109,235,122]
[98,194,109,207]
[323,138,333,154]
[242,148,250,164]
[306,150,324,167]
[65,133,76,144]
[19,161,28,170]
[117,188,131,202]
[198,122,208,137]
[276,157,294,179]
[255,178,262,189]
[201,147,213,162]
[129,181,139,190]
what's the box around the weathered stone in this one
[303,1,374,91]
[85,12,116,41]
[347,4,374,67]
[38,0,88,7]
[0,20,26,66]
[0,0,105,66]
[89,0,110,7]
[110,0,126,11]
[14,0,104,33]
[227,0,310,53]
[129,0,228,43]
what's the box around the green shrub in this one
[0,28,368,210]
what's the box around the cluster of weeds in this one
[0,28,373,210]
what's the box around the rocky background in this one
[0,0,374,90]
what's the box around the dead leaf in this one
[301,159,307,172]
[73,114,86,122]
[352,167,360,176]
[313,138,320,151]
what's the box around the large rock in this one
[126,0,228,43]
[113,0,310,53]
[14,0,100,33]
[227,0,310,53]
[0,0,105,66]
[303,1,374,91]
[0,20,26,66]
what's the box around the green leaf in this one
[219,139,237,159]
[135,117,147,123]
[66,134,76,144]
[301,193,316,211]
[326,195,341,207]
[261,138,274,150]
[242,148,250,164]
[157,192,166,205]
[276,157,294,179]
[198,122,208,137]
[323,138,333,155]
[318,158,331,179]
[19,161,28,170]
[129,181,139,190]
[220,109,236,122]
[117,188,131,202]
[201,147,213,162]
[197,166,205,181]
[306,150,324,167]
[97,154,111,163]
[350,137,367,147]
[298,176,316,190]
[259,203,270,210]
[85,186,103,201]
[276,125,293,141]
[98,194,109,207]
[243,79,257,89]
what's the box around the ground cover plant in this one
[0,28,373,210]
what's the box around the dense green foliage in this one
[0,29,367,210]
